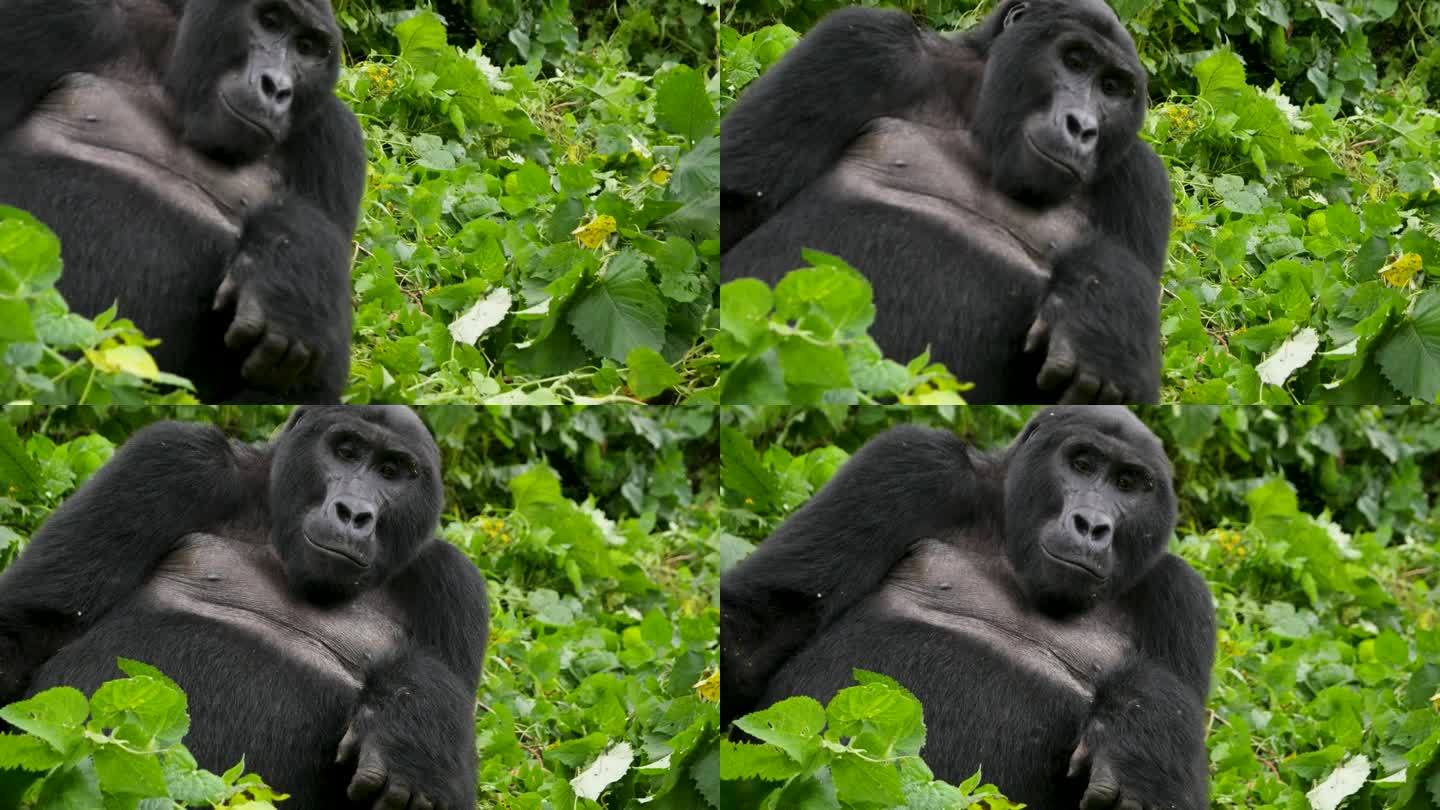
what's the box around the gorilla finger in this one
[224,296,267,350]
[213,275,239,311]
[1080,762,1121,810]
[1117,799,1143,810]
[347,746,388,800]
[243,333,292,385]
[1067,739,1091,779]
[1024,317,1050,354]
[373,781,411,810]
[1097,380,1125,404]
[1060,371,1102,405]
[411,795,434,810]
[336,724,360,764]
[274,340,313,384]
[1036,339,1078,391]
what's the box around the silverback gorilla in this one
[722,408,1215,809]
[0,407,487,810]
[721,0,1172,404]
[0,0,364,403]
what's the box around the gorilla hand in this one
[1024,300,1129,404]
[1067,722,1199,810]
[337,703,470,810]
[213,252,322,390]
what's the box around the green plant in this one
[0,661,285,809]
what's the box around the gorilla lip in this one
[304,533,370,568]
[1040,545,1104,579]
[1024,134,1082,181]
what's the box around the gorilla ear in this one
[1002,2,1029,28]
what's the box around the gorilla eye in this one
[258,8,283,31]
[379,461,400,480]
[1003,3,1028,28]
[1071,454,1095,474]
[1063,47,1089,72]
[1102,76,1133,98]
[335,441,360,462]
[297,35,329,59]
[1116,473,1135,492]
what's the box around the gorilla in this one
[0,407,487,810]
[0,0,364,403]
[721,0,1172,404]
[721,408,1214,809]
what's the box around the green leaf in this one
[568,254,667,362]
[831,752,905,806]
[626,347,682,399]
[0,687,89,754]
[655,66,717,144]
[1377,291,1440,401]
[720,427,777,510]
[732,696,826,763]
[93,745,169,797]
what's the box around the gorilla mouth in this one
[1025,134,1083,181]
[1040,545,1104,580]
[219,94,280,142]
[304,533,370,568]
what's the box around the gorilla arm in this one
[721,7,974,250]
[0,422,256,703]
[1068,556,1215,810]
[337,541,489,810]
[1027,144,1172,403]
[721,425,993,725]
[0,0,127,132]
[215,95,366,401]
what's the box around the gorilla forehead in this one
[1021,406,1167,467]
[303,407,439,467]
[1019,0,1137,57]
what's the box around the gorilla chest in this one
[832,119,1087,277]
[141,532,405,688]
[872,539,1132,698]
[10,73,279,237]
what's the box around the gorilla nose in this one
[1063,111,1099,150]
[1068,508,1112,544]
[330,496,376,540]
[257,70,294,116]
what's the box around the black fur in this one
[0,0,363,403]
[0,407,488,810]
[720,1,1172,404]
[721,408,1214,809]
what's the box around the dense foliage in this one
[719,405,1440,808]
[0,405,722,808]
[717,0,1440,404]
[0,1,719,404]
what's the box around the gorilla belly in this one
[5,72,279,238]
[763,538,1132,801]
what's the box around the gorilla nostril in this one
[353,512,373,530]
[335,501,352,522]
[1065,114,1099,145]
[1072,512,1090,534]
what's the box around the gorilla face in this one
[269,406,443,601]
[1002,407,1175,613]
[973,0,1147,205]
[167,0,342,163]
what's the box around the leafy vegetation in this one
[719,405,1440,808]
[0,405,722,808]
[1,1,719,404]
[718,0,1440,404]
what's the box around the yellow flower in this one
[1379,253,1423,288]
[649,166,671,185]
[693,670,720,703]
[572,214,617,249]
